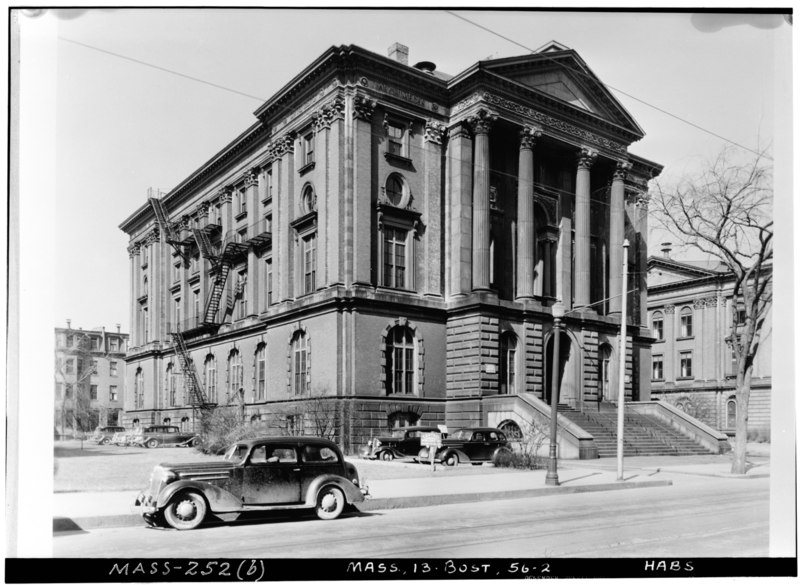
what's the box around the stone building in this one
[55,322,128,437]
[647,247,772,438]
[119,41,664,454]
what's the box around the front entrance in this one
[544,331,573,406]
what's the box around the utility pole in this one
[617,239,629,481]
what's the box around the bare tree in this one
[276,387,353,452]
[651,146,772,474]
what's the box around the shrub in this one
[494,420,549,470]
[196,407,264,455]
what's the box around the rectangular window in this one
[90,385,98,400]
[237,273,247,319]
[679,351,693,378]
[266,169,273,200]
[652,355,664,380]
[303,234,316,294]
[65,359,74,375]
[382,227,407,288]
[77,359,84,375]
[110,361,118,376]
[193,290,201,324]
[256,350,266,401]
[387,122,406,156]
[303,132,314,166]
[109,337,119,352]
[680,313,693,337]
[91,337,101,350]
[266,258,273,306]
[110,386,118,401]
[652,318,663,341]
[174,298,181,331]
[91,359,98,375]
[173,262,181,282]
[238,189,247,215]
[66,334,74,347]
[191,254,199,274]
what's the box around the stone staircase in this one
[557,402,715,457]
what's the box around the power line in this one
[444,10,773,161]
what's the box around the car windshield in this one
[223,444,249,462]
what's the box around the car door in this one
[241,444,302,505]
[468,432,491,460]
[297,443,343,497]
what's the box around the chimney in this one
[388,43,409,65]
[66,319,71,330]
[661,242,672,259]
[116,323,121,334]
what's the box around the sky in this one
[16,6,790,333]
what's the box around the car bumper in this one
[132,491,158,515]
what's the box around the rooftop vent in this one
[388,42,409,65]
[414,61,437,74]
[661,242,672,259]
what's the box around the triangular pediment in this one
[648,257,724,287]
[481,46,644,137]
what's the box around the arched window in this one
[166,362,178,407]
[680,307,694,337]
[291,330,309,395]
[498,420,522,441]
[499,332,518,394]
[386,326,415,395]
[387,411,419,429]
[180,416,190,432]
[726,399,737,429]
[134,368,144,409]
[228,349,243,402]
[651,311,664,341]
[301,184,317,214]
[255,343,266,402]
[204,355,217,403]
[163,417,171,425]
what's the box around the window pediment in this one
[376,202,420,232]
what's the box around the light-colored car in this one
[91,426,126,445]
[359,425,443,461]
[133,437,369,530]
[129,425,199,449]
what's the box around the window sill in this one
[676,376,695,381]
[651,378,665,383]
[235,211,248,222]
[676,336,694,341]
[298,161,316,175]
[653,339,665,344]
[384,152,413,166]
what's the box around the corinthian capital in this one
[577,147,598,170]
[244,169,259,188]
[353,94,377,121]
[614,160,632,181]
[519,125,543,150]
[467,108,498,135]
[424,119,447,144]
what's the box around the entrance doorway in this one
[599,344,613,402]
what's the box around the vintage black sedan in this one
[360,425,443,461]
[417,427,512,466]
[133,437,368,530]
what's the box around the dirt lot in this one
[53,440,524,492]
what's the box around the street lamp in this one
[546,301,565,486]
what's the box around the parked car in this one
[110,429,140,446]
[133,436,369,529]
[417,427,512,466]
[91,426,126,445]
[360,425,443,461]
[129,425,199,449]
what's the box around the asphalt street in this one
[53,471,769,558]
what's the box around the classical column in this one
[424,119,446,296]
[245,169,259,316]
[129,244,140,345]
[608,161,631,315]
[447,122,473,297]
[574,147,597,308]
[469,109,497,292]
[516,126,541,300]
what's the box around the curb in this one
[53,479,672,533]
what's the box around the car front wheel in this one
[164,491,207,530]
[146,439,160,449]
[443,453,459,467]
[315,486,345,520]
[380,450,394,462]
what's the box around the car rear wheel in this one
[146,439,160,449]
[315,486,345,520]
[164,491,207,530]
[444,453,459,467]
[380,450,394,462]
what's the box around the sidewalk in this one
[53,456,769,533]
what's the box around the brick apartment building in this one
[647,246,772,438]
[119,41,663,453]
[55,322,128,437]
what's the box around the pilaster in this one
[447,122,473,297]
[423,119,446,296]
[574,147,597,308]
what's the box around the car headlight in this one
[373,439,381,448]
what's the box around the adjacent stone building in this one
[55,322,128,437]
[647,247,772,438]
[119,42,662,452]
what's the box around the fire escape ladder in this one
[171,330,208,407]
[193,228,219,268]
[149,196,190,262]
[203,263,231,324]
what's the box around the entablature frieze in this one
[451,90,630,159]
